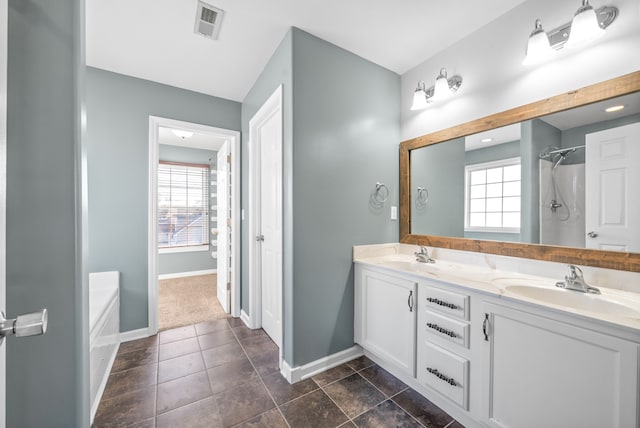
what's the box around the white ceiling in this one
[86,0,526,102]
[159,126,227,151]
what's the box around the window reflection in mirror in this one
[410,92,640,251]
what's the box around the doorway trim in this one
[247,85,283,341]
[148,116,241,335]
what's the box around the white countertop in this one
[354,243,640,333]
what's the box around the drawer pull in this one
[426,297,458,310]
[483,313,489,341]
[426,367,458,386]
[408,290,414,312]
[426,322,457,338]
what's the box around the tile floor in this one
[93,318,465,428]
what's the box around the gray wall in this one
[87,67,240,332]
[158,145,217,276]
[521,119,560,244]
[411,138,465,237]
[290,29,400,366]
[7,0,88,426]
[240,29,294,359]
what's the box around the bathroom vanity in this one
[354,244,640,428]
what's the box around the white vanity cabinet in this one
[354,265,417,376]
[416,280,472,410]
[482,301,639,428]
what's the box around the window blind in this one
[158,161,210,248]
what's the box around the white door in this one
[585,122,640,251]
[216,142,230,312]
[258,106,283,348]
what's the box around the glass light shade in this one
[172,129,194,139]
[410,85,428,111]
[522,20,555,66]
[431,71,452,102]
[565,1,605,49]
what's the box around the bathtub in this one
[89,271,120,423]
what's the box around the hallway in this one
[92,318,464,427]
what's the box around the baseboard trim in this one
[158,269,217,280]
[91,344,118,424]
[120,328,151,343]
[240,309,251,328]
[281,345,363,384]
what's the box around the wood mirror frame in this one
[400,71,640,273]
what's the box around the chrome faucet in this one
[555,265,600,294]
[414,247,435,264]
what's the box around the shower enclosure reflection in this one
[410,92,640,250]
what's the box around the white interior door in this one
[258,107,283,348]
[585,122,640,252]
[216,142,229,312]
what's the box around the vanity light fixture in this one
[410,68,463,111]
[522,0,617,66]
[172,129,195,139]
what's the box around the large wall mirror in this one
[400,71,640,272]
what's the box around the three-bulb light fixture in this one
[410,67,463,111]
[523,0,618,66]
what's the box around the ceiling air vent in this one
[194,1,224,40]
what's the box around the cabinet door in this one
[482,302,638,428]
[355,267,417,376]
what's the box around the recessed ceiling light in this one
[481,138,493,143]
[605,105,625,113]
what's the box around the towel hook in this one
[374,182,389,203]
[416,187,429,206]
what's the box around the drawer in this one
[421,310,469,348]
[418,341,469,409]
[422,285,469,321]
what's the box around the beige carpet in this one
[158,274,229,331]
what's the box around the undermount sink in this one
[379,260,440,275]
[504,285,640,318]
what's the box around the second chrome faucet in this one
[556,265,600,294]
[415,246,435,264]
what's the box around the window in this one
[158,161,209,249]
[465,158,521,232]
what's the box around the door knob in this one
[0,309,48,345]
[587,231,598,238]
[255,235,264,242]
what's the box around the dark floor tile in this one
[360,365,408,397]
[156,397,221,428]
[227,318,245,328]
[207,358,258,394]
[262,372,319,405]
[232,325,268,340]
[446,420,465,428]
[324,373,385,418]
[338,422,357,428]
[215,378,275,427]
[93,385,156,427]
[232,408,288,428]
[311,363,355,387]
[240,335,278,357]
[102,363,158,400]
[280,389,348,428]
[112,347,158,373]
[393,389,453,428]
[198,329,238,350]
[159,325,196,344]
[117,336,159,355]
[346,356,375,372]
[195,319,231,336]
[159,337,201,361]
[158,352,206,383]
[129,418,155,428]
[352,399,422,428]
[202,341,247,369]
[249,349,280,377]
[156,371,212,414]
